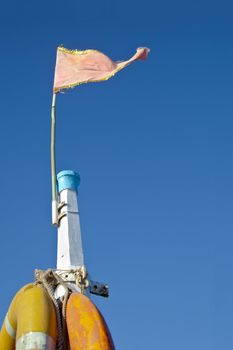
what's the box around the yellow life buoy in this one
[0,284,57,350]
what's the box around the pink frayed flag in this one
[53,46,150,92]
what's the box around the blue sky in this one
[0,0,233,349]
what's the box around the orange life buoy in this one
[66,293,115,350]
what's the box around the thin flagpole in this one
[51,92,58,225]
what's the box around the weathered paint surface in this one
[0,284,57,350]
[67,293,115,350]
[57,188,84,270]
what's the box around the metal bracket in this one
[54,269,109,297]
[89,281,109,298]
[57,201,67,211]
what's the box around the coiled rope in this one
[34,269,69,350]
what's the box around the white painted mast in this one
[56,170,84,270]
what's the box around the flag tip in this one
[137,47,150,60]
